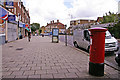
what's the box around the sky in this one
[22,0,119,27]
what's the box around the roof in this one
[70,17,96,22]
[46,22,64,27]
[97,17,103,22]
[91,23,114,28]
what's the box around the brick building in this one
[0,0,30,42]
[68,19,96,34]
[45,20,65,34]
[70,19,95,26]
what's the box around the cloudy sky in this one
[22,0,119,27]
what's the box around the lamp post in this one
[65,25,67,46]
[17,13,20,40]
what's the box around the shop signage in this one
[53,28,59,36]
[8,15,15,21]
[6,0,14,9]
[52,28,59,43]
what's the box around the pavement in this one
[1,36,120,80]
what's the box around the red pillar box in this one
[88,27,107,76]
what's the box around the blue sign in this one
[6,1,14,6]
[6,1,14,8]
[23,24,25,28]
[8,15,15,21]
[53,28,59,36]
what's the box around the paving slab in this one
[1,36,120,79]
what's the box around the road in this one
[59,35,120,69]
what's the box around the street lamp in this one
[17,13,20,40]
[65,25,67,46]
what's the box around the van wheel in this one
[74,42,78,48]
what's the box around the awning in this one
[0,6,8,20]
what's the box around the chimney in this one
[53,20,54,23]
[57,20,59,23]
[47,23,48,25]
[50,21,52,24]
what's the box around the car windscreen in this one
[105,31,112,39]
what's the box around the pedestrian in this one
[28,31,31,42]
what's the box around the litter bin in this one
[0,34,5,45]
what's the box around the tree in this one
[101,11,117,24]
[108,22,120,39]
[101,11,120,39]
[30,23,40,33]
[39,29,42,35]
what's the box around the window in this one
[14,7,16,14]
[12,9,13,12]
[18,13,19,17]
[23,17,24,22]
[19,15,21,21]
[78,20,80,24]
[18,2,19,6]
[20,3,21,9]
[84,30,90,41]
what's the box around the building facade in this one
[45,20,65,34]
[69,19,96,34]
[0,0,30,42]
[70,19,95,27]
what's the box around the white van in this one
[73,27,119,53]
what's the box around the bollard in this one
[88,27,107,76]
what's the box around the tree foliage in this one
[102,11,120,39]
[102,11,118,23]
[108,22,120,39]
[39,29,42,35]
[31,23,40,33]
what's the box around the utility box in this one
[88,27,107,76]
[52,28,59,43]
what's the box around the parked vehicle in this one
[44,33,50,36]
[73,26,119,53]
[35,33,38,36]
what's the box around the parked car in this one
[35,33,38,36]
[41,34,44,37]
[44,33,50,36]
